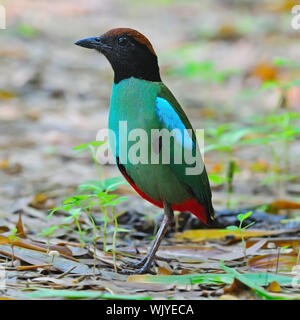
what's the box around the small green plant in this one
[254,57,300,195]
[46,141,128,273]
[204,57,300,204]
[17,24,39,38]
[205,124,256,208]
[242,111,300,197]
[167,60,238,109]
[169,61,237,83]
[47,178,127,271]
[205,113,299,207]
[8,228,19,243]
[37,225,60,253]
[226,211,255,259]
[8,228,20,265]
[73,141,107,180]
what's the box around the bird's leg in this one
[121,200,174,274]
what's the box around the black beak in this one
[75,36,111,51]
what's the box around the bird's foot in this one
[123,256,148,269]
[120,256,155,275]
[119,264,155,275]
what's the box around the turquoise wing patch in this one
[155,96,194,150]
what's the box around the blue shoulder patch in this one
[155,97,194,149]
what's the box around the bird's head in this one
[75,28,161,84]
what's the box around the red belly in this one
[122,170,207,224]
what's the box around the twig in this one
[56,266,76,279]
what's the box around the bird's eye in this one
[118,36,129,46]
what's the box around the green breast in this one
[109,78,160,162]
[108,77,191,204]
[109,78,159,139]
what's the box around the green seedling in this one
[45,141,128,273]
[48,183,127,271]
[169,61,237,83]
[62,207,88,245]
[73,141,107,180]
[265,112,300,175]
[242,111,300,197]
[37,225,60,253]
[8,228,20,265]
[8,228,19,243]
[259,58,300,194]
[226,211,255,259]
[167,60,238,109]
[208,174,228,185]
[205,124,255,208]
[17,24,39,38]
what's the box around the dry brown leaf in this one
[200,108,215,118]
[246,237,300,250]
[267,200,300,213]
[210,162,223,174]
[158,245,227,260]
[0,226,10,234]
[0,245,93,274]
[0,159,9,169]
[16,264,52,271]
[223,278,249,294]
[175,229,282,242]
[265,0,299,13]
[249,160,269,173]
[29,193,48,209]
[117,281,174,292]
[217,24,240,40]
[31,276,75,287]
[121,245,227,263]
[157,267,172,275]
[0,235,73,259]
[0,159,22,175]
[250,62,278,81]
[219,294,239,300]
[66,245,88,256]
[0,89,16,100]
[16,212,27,238]
[268,281,281,293]
[248,253,297,272]
[180,269,191,275]
[122,240,266,264]
[217,239,267,261]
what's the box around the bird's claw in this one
[123,258,147,269]
[119,265,156,275]
[119,257,156,274]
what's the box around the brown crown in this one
[103,28,156,56]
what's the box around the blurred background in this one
[0,0,300,223]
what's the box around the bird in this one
[75,28,214,274]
